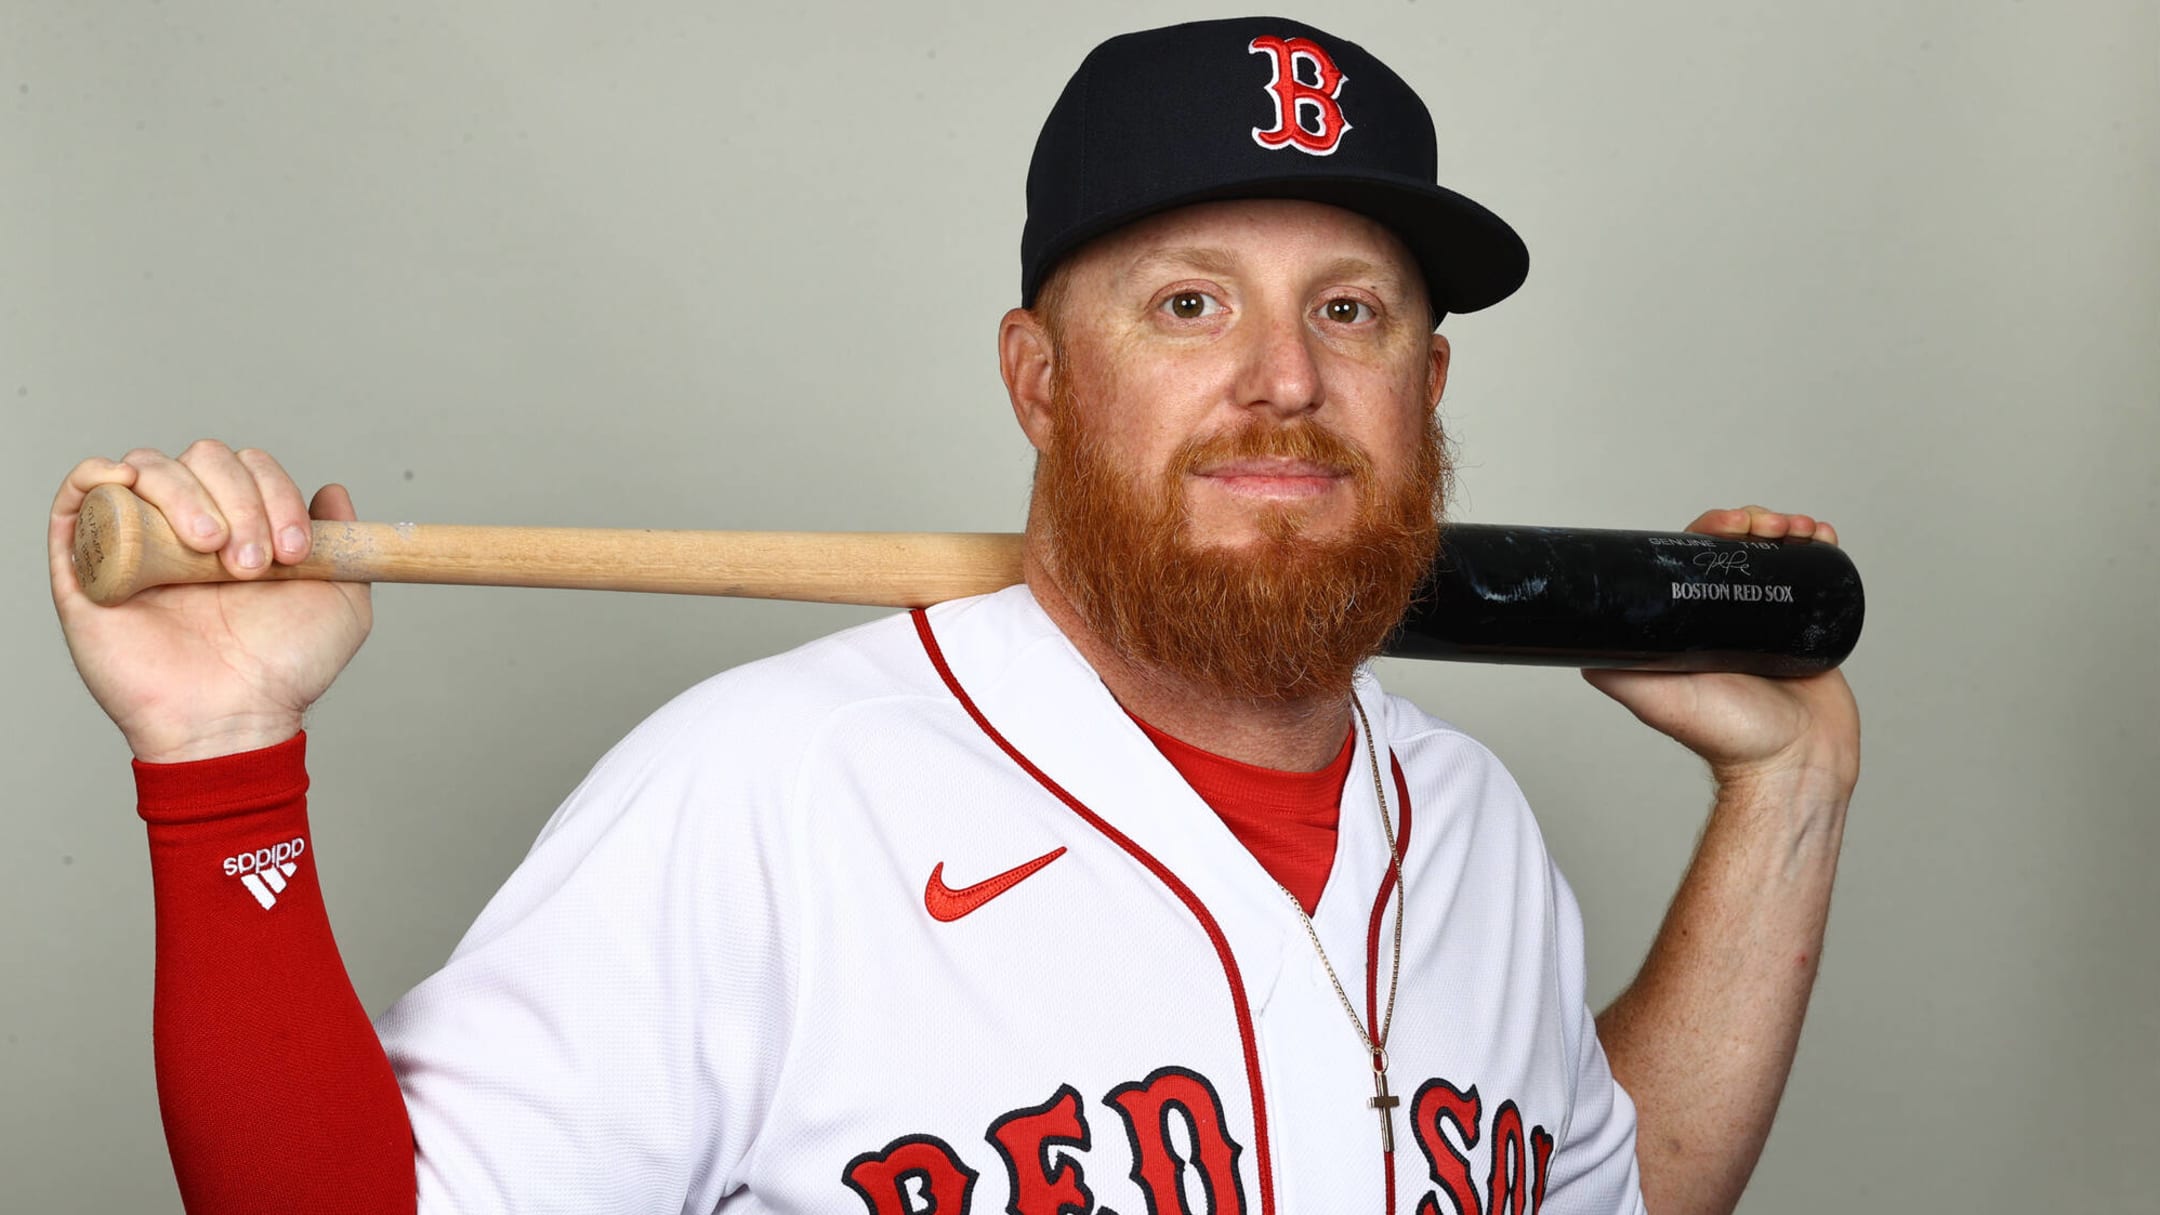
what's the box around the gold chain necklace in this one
[1273,694,1407,1154]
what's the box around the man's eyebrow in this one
[1313,256,1411,292]
[1120,248,1413,294]
[1121,246,1243,281]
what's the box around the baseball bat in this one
[70,484,1864,674]
[71,483,1023,609]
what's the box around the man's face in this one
[1038,198,1445,550]
[1015,199,1451,700]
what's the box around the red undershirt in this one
[1129,713,1353,916]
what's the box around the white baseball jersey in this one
[375,586,1645,1214]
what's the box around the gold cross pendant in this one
[1370,1068,1400,1154]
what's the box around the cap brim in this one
[1026,173,1528,316]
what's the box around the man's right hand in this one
[48,441,374,763]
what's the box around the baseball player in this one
[48,18,1858,1215]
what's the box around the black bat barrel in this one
[1385,524,1865,677]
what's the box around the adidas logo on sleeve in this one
[222,838,307,910]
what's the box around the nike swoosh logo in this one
[924,846,1068,923]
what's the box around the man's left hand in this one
[1581,507,1861,797]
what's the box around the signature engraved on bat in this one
[1693,549,1753,577]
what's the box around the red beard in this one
[1034,385,1447,701]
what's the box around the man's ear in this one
[1427,331,1452,406]
[1000,307,1058,451]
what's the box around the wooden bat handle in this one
[72,484,1026,608]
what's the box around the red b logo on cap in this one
[1248,35,1351,156]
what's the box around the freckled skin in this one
[1020,199,1447,551]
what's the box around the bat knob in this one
[75,484,150,606]
[73,484,232,605]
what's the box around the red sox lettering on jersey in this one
[841,1068,1556,1215]
[1249,35,1352,155]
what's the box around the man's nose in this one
[1232,310,1324,419]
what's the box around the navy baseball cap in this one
[1020,16,1528,319]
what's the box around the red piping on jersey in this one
[911,609,1277,1215]
[1367,757,1416,1215]
[1365,758,1416,1040]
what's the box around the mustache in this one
[1168,421,1376,483]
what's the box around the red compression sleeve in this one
[136,732,415,1214]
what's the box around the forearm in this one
[1597,766,1850,1215]
[138,734,416,1214]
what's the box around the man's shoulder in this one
[1367,678,1507,768]
[642,609,945,747]
[526,588,1053,849]
[614,587,1047,766]
[1364,674,1541,823]
[526,607,955,846]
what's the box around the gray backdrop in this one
[6,1,2155,1210]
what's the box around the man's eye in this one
[1323,298,1372,324]
[1164,291,1217,320]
